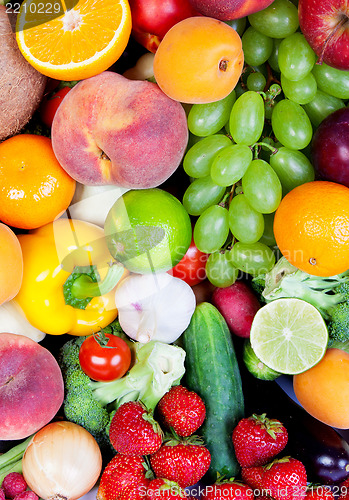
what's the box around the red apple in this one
[298,0,349,71]
[187,0,275,21]
[311,107,349,187]
[129,0,199,53]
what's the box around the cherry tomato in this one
[170,237,209,286]
[79,332,132,382]
[40,86,71,128]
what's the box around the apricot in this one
[153,16,244,104]
[293,348,349,429]
[0,223,23,306]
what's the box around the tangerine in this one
[274,180,349,277]
[0,223,23,306]
[153,16,244,104]
[0,134,76,230]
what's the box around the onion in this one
[22,421,102,500]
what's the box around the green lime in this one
[250,298,328,375]
[104,188,192,274]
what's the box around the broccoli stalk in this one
[261,257,349,342]
[59,331,186,445]
[0,435,33,484]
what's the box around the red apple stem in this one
[317,15,349,65]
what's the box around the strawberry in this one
[149,436,211,489]
[338,478,349,500]
[156,385,206,437]
[109,401,163,456]
[241,465,265,490]
[201,480,254,500]
[146,478,187,499]
[96,454,149,500]
[304,486,334,500]
[232,413,288,467]
[261,457,307,500]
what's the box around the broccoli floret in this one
[327,302,349,342]
[262,257,349,343]
[59,334,186,446]
[59,335,86,371]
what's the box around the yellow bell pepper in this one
[15,218,126,336]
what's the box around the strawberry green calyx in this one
[264,456,292,470]
[250,413,286,440]
[163,429,205,447]
[141,408,164,438]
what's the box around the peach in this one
[0,333,64,440]
[51,71,188,188]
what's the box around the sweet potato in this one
[0,6,47,141]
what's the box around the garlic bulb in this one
[114,273,196,344]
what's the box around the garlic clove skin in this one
[114,273,196,344]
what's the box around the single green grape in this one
[247,72,267,92]
[268,39,282,73]
[210,144,253,187]
[183,134,232,178]
[229,91,265,146]
[187,90,236,137]
[228,194,265,244]
[312,63,349,99]
[259,213,277,247]
[281,72,317,105]
[242,26,273,67]
[269,147,315,195]
[193,205,230,254]
[182,176,226,216]
[271,99,313,150]
[242,159,282,214]
[229,241,276,276]
[248,0,299,39]
[224,17,247,36]
[302,89,345,128]
[205,251,239,288]
[278,32,316,81]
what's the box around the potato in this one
[0,6,47,141]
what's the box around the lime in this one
[104,188,192,274]
[250,298,328,375]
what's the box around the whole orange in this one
[153,16,244,104]
[0,223,23,306]
[0,134,76,230]
[274,180,349,277]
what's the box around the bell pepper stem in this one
[70,262,124,299]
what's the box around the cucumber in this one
[182,302,244,481]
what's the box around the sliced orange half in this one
[16,0,132,81]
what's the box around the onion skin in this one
[22,421,102,500]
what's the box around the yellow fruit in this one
[16,0,132,81]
